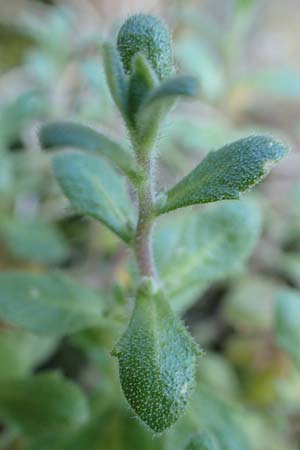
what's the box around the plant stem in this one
[134,152,156,278]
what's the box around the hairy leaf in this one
[141,76,199,109]
[154,201,261,312]
[103,42,128,114]
[0,372,89,435]
[0,272,102,335]
[52,151,135,243]
[39,121,140,181]
[156,135,288,214]
[113,282,200,434]
[117,14,173,80]
[275,290,300,361]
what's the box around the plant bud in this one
[117,14,174,80]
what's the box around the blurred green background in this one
[0,0,299,449]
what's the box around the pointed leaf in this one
[39,121,141,181]
[275,289,300,361]
[103,42,128,114]
[156,135,288,214]
[0,372,89,435]
[0,272,102,335]
[113,282,200,434]
[154,201,261,312]
[52,151,135,243]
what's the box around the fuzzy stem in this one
[134,152,156,278]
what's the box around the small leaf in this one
[0,272,102,335]
[103,42,128,114]
[52,151,135,243]
[275,289,300,361]
[127,53,157,122]
[156,135,288,214]
[136,76,198,151]
[154,201,261,312]
[113,281,200,434]
[1,220,69,264]
[141,76,199,109]
[0,372,89,435]
[185,431,219,450]
[39,121,140,181]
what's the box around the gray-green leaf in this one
[0,272,102,335]
[154,201,261,312]
[52,151,135,243]
[0,372,89,435]
[112,282,200,434]
[275,289,300,361]
[39,121,140,181]
[156,135,288,214]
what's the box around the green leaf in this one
[0,330,56,380]
[0,372,89,435]
[112,280,200,434]
[127,53,157,122]
[185,431,219,450]
[0,272,102,336]
[52,151,135,243]
[141,76,199,109]
[39,121,141,181]
[117,14,173,80]
[154,201,261,312]
[156,135,288,214]
[103,42,128,114]
[275,289,300,361]
[1,220,69,264]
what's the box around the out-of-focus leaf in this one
[185,430,219,450]
[275,290,300,361]
[275,253,300,289]
[52,151,135,243]
[0,220,69,264]
[0,372,89,435]
[113,281,200,433]
[0,272,102,336]
[0,330,56,380]
[24,408,165,450]
[223,276,282,331]
[103,43,128,114]
[39,121,140,181]
[157,136,288,214]
[154,201,261,312]
[249,69,300,99]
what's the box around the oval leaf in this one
[0,372,89,435]
[113,282,200,434]
[0,272,102,335]
[154,201,261,312]
[157,135,288,214]
[52,151,135,243]
[103,42,128,114]
[39,121,140,181]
